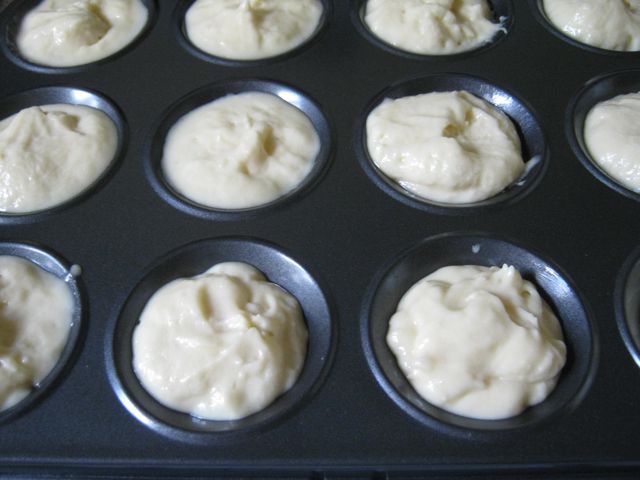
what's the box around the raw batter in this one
[542,0,640,51]
[387,264,567,419]
[0,104,118,213]
[364,0,501,55]
[0,255,73,411]
[16,0,148,67]
[584,91,640,192]
[185,0,323,60]
[366,90,524,204]
[162,91,319,210]
[133,262,308,420]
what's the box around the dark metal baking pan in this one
[0,0,639,477]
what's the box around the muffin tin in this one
[1,0,639,477]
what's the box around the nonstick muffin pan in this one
[0,0,639,477]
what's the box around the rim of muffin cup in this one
[106,236,337,442]
[531,0,640,56]
[567,69,640,203]
[0,241,84,424]
[0,86,127,223]
[351,0,514,60]
[0,0,158,74]
[174,0,332,67]
[355,73,548,215]
[361,231,598,435]
[615,245,640,370]
[145,78,334,221]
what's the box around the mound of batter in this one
[387,264,567,420]
[133,262,308,420]
[366,90,524,204]
[542,0,640,51]
[0,104,118,213]
[162,91,320,210]
[185,0,323,60]
[584,91,640,192]
[364,0,501,55]
[16,0,148,67]
[0,255,73,411]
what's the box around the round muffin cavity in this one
[584,91,640,192]
[184,0,323,61]
[387,264,567,420]
[542,0,640,52]
[363,0,501,55]
[0,103,118,214]
[132,261,308,421]
[15,0,148,67]
[366,90,525,204]
[0,255,73,411]
[161,91,320,210]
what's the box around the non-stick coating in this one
[0,0,639,477]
